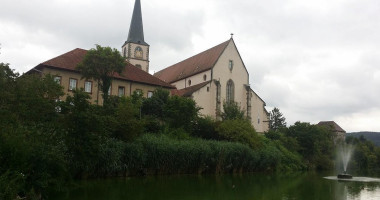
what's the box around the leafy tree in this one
[164,95,200,131]
[13,74,64,124]
[113,97,144,141]
[269,107,287,131]
[142,88,170,118]
[216,119,259,149]
[221,101,245,121]
[285,122,334,169]
[0,63,18,127]
[77,45,125,105]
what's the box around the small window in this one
[108,85,112,95]
[203,74,207,81]
[207,86,209,92]
[118,86,125,97]
[136,64,142,69]
[54,76,61,85]
[188,79,191,86]
[228,60,233,71]
[147,91,153,98]
[135,89,142,95]
[84,81,92,93]
[69,78,77,91]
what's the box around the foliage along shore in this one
[1,63,380,199]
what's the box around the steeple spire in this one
[127,0,148,45]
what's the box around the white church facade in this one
[154,39,269,132]
[121,0,270,132]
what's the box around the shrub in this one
[216,119,260,149]
[191,116,220,140]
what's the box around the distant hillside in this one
[347,132,380,146]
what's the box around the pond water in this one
[51,172,380,200]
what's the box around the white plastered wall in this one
[212,40,249,113]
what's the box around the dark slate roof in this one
[125,0,148,46]
[317,121,346,133]
[171,81,211,97]
[154,40,230,83]
[32,48,174,89]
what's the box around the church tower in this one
[122,0,150,72]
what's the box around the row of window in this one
[187,74,208,87]
[54,76,154,98]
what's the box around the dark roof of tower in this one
[317,121,346,133]
[154,40,231,83]
[125,0,148,46]
[30,48,174,89]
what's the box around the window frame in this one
[84,80,92,94]
[68,78,78,91]
[226,79,235,103]
[108,85,112,95]
[228,60,234,72]
[135,89,142,95]
[118,86,125,97]
[54,76,62,85]
[147,91,154,98]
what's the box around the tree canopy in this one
[76,45,125,105]
[269,107,287,131]
[221,101,246,121]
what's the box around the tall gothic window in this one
[226,79,234,103]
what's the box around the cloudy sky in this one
[1,0,380,132]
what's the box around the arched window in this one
[226,79,234,103]
[135,64,142,69]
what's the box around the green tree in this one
[164,95,200,131]
[216,119,259,149]
[142,88,170,118]
[0,63,18,127]
[285,122,334,169]
[269,107,287,131]
[77,45,125,105]
[221,101,245,121]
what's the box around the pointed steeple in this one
[126,0,148,45]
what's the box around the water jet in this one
[337,144,354,179]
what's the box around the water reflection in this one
[51,172,380,200]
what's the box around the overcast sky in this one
[1,0,380,132]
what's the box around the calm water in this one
[51,172,380,200]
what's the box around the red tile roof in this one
[317,121,346,133]
[171,81,211,97]
[154,40,230,83]
[34,48,175,89]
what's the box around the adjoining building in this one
[27,48,174,104]
[317,121,346,144]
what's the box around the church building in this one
[27,0,270,132]
[153,37,269,132]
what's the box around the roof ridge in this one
[33,48,174,89]
[154,39,230,83]
[155,40,229,75]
